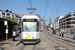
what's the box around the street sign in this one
[4,21,8,25]
[6,29,8,34]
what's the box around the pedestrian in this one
[16,30,18,37]
[13,29,16,42]
[62,29,64,37]
[18,29,21,42]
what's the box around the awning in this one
[0,18,18,25]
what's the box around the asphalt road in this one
[13,32,75,50]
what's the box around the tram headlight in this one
[32,37,34,39]
[25,37,27,39]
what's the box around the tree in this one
[4,17,18,23]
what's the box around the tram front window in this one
[23,22,37,32]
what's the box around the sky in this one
[0,0,75,25]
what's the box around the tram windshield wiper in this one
[25,26,30,32]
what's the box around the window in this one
[2,16,5,18]
[74,18,75,20]
[73,12,75,13]
[71,21,73,24]
[12,15,14,17]
[23,22,37,32]
[73,14,75,16]
[7,13,10,16]
[2,13,5,15]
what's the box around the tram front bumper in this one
[22,39,40,44]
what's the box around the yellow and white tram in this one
[21,14,40,44]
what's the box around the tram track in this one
[23,45,37,50]
[49,35,75,47]
[13,43,36,50]
[43,33,75,47]
[42,34,74,50]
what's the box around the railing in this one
[55,31,75,40]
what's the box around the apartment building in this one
[54,16,64,30]
[0,10,16,18]
[59,11,75,29]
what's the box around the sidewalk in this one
[50,34,75,43]
[0,37,20,50]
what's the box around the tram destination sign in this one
[23,19,37,22]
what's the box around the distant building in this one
[49,16,52,24]
[38,15,45,32]
[18,14,24,17]
[48,16,54,29]
[54,16,64,30]
[45,25,48,31]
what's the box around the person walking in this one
[16,30,18,37]
[13,30,16,42]
[18,29,21,42]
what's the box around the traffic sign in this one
[6,29,8,34]
[4,21,8,25]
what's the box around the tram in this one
[21,14,40,44]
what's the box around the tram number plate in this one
[27,34,31,39]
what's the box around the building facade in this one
[54,16,64,30]
[59,11,75,29]
[0,10,16,18]
[39,17,45,32]
[45,25,48,31]
[48,16,54,29]
[0,10,21,39]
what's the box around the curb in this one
[10,41,20,50]
[50,34,75,43]
[4,41,20,50]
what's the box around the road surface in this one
[13,32,75,50]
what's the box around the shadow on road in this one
[22,39,41,45]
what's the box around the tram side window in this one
[36,22,39,31]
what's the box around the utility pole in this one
[4,21,8,42]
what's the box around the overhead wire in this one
[44,0,50,18]
[28,0,32,8]
[53,0,65,14]
[43,0,50,25]
[50,0,65,22]
[28,0,34,13]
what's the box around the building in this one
[38,15,45,32]
[18,14,24,17]
[0,10,16,18]
[0,9,21,39]
[59,11,75,29]
[45,25,48,31]
[48,16,54,29]
[54,16,64,30]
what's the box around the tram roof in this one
[22,14,39,20]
